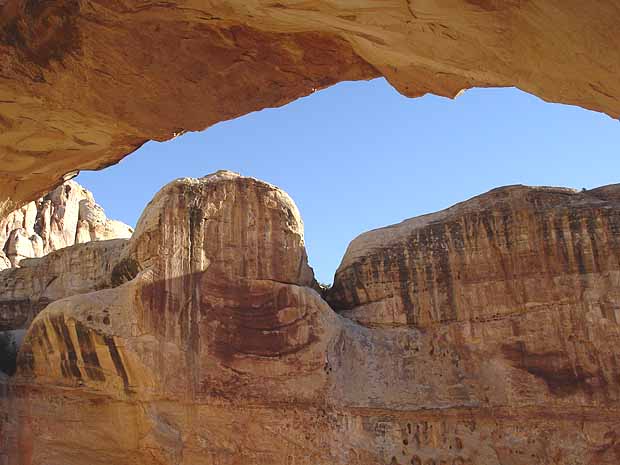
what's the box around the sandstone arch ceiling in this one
[1,0,619,210]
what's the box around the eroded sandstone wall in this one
[1,174,619,465]
[327,185,620,329]
[0,238,127,331]
[327,184,620,409]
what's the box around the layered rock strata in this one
[0,238,127,331]
[1,174,620,465]
[1,0,620,208]
[0,180,132,268]
[327,184,620,329]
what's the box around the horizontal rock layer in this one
[1,1,620,209]
[0,238,127,331]
[1,174,620,464]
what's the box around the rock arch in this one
[1,0,619,208]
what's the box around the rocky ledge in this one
[1,173,619,465]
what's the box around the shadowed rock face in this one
[2,173,620,465]
[0,238,127,331]
[1,1,620,209]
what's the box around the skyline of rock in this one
[1,172,619,464]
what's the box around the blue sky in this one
[77,78,620,284]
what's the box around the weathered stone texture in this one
[0,180,132,267]
[1,175,620,465]
[327,185,620,329]
[0,238,127,331]
[1,1,620,209]
[0,179,132,331]
[327,184,620,413]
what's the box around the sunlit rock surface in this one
[327,185,620,329]
[2,173,620,465]
[1,0,620,209]
[0,180,132,267]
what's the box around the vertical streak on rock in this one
[74,320,104,382]
[103,334,129,392]
[187,201,203,400]
[49,315,81,380]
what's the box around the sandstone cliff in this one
[1,1,620,209]
[0,180,132,268]
[327,184,620,329]
[1,174,620,465]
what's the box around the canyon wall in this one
[0,238,127,331]
[327,184,620,329]
[1,173,619,464]
[1,1,620,209]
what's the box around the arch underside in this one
[0,0,618,208]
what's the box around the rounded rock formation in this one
[2,175,620,465]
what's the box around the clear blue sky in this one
[77,78,620,284]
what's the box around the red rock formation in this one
[1,175,620,465]
[327,185,620,329]
[1,1,620,208]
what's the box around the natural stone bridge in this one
[2,2,620,463]
[1,0,619,209]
